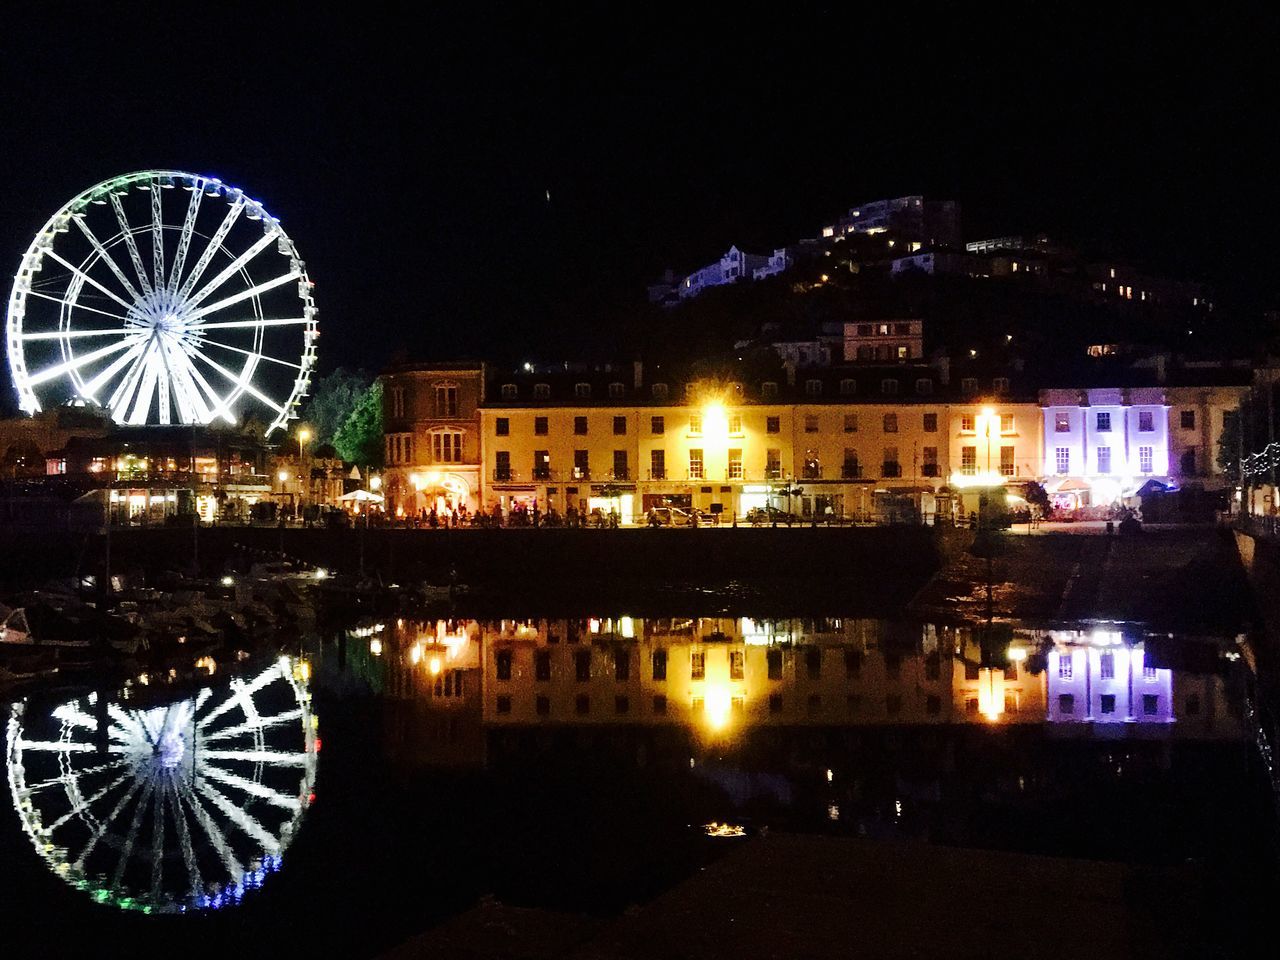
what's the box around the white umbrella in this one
[339,489,384,503]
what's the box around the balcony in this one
[611,469,630,481]
[493,467,514,482]
[881,462,902,478]
[648,469,667,481]
[765,467,783,481]
[571,467,591,481]
[802,466,822,480]
[921,463,941,478]
[532,467,552,481]
[841,462,862,479]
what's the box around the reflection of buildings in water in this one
[5,657,318,913]
[353,617,1241,742]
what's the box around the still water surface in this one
[1,612,1272,958]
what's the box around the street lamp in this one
[369,474,382,492]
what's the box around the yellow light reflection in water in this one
[704,682,732,731]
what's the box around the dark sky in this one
[2,6,1278,385]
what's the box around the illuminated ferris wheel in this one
[5,657,318,913]
[5,171,318,435]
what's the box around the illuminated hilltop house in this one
[1038,388,1170,512]
[678,246,770,300]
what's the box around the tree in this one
[302,367,373,445]
[1022,480,1050,517]
[333,381,384,467]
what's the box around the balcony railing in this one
[493,468,514,481]
[533,467,552,481]
[881,462,902,478]
[841,462,862,479]
[611,469,630,481]
[571,467,590,481]
[922,463,941,478]
[649,469,667,481]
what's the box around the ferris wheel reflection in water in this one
[5,656,318,914]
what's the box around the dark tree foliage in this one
[302,367,373,445]
[333,381,384,467]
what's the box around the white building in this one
[1039,388,1170,508]
[679,246,771,299]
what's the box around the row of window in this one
[494,411,965,437]
[386,431,464,465]
[494,692,1014,718]
[493,648,1015,683]
[389,385,459,419]
[492,378,1009,402]
[1053,446,1155,475]
[1057,653,1160,680]
[1053,409,1168,433]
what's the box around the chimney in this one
[633,360,643,390]
[783,359,797,387]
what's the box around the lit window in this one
[1096,411,1111,432]
[1055,411,1070,432]
[1000,446,1014,477]
[1058,653,1073,679]
[689,449,704,480]
[728,449,743,479]
[1097,447,1111,474]
[1055,447,1070,474]
[689,413,703,434]
[961,446,976,475]
[435,385,458,418]
[728,414,742,434]
[961,414,975,432]
[651,416,665,434]
[1100,652,1115,679]
[1139,446,1153,473]
[1000,414,1014,433]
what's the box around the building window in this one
[1143,694,1159,716]
[535,650,551,681]
[805,379,823,396]
[650,449,666,480]
[496,650,513,680]
[916,378,932,395]
[574,416,588,435]
[922,447,938,476]
[691,651,705,680]
[390,386,405,417]
[767,649,783,679]
[1097,446,1111,474]
[926,695,941,716]
[961,414,975,432]
[574,650,591,681]
[1096,411,1111,432]
[575,694,590,716]
[608,382,624,399]
[966,696,980,716]
[804,454,821,479]
[494,451,511,481]
[728,449,743,479]
[689,413,703,434]
[1139,446,1153,473]
[613,450,629,480]
[1100,652,1115,679]
[500,384,517,400]
[728,414,742,434]
[651,415,665,434]
[614,649,630,681]
[805,415,819,433]
[1058,694,1075,715]
[1181,410,1196,430]
[766,449,782,479]
[1000,414,1014,433]
[574,383,591,399]
[961,445,977,475]
[881,447,899,477]
[840,378,857,395]
[573,449,589,479]
[767,416,781,434]
[1055,411,1070,432]
[613,416,627,435]
[689,449,704,480]
[844,413,858,433]
[761,381,778,399]
[729,650,744,680]
[993,377,1009,394]
[1055,447,1070,474]
[842,449,860,478]
[652,649,667,680]
[881,379,898,395]
[435,385,458,417]
[961,378,977,396]
[805,647,821,679]
[923,412,937,432]
[533,416,548,436]
[1000,446,1015,476]
[652,695,667,715]
[495,417,509,436]
[651,383,669,400]
[1058,652,1073,679]
[432,431,462,463]
[496,695,512,714]
[1138,411,1154,432]
[533,383,551,399]
[883,413,898,433]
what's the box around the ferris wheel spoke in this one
[202,339,305,373]
[150,186,166,292]
[20,289,137,325]
[195,316,310,332]
[108,193,155,298]
[108,703,148,741]
[83,337,148,404]
[43,249,138,314]
[23,758,129,795]
[182,231,279,312]
[166,186,203,296]
[201,708,303,743]
[179,779,243,880]
[200,748,310,767]
[170,346,224,423]
[174,198,245,303]
[111,778,156,890]
[73,777,146,871]
[107,339,155,420]
[149,783,166,903]
[194,777,280,853]
[73,216,144,303]
[191,350,287,416]
[127,340,163,425]
[21,325,136,341]
[18,738,125,754]
[196,760,301,811]
[45,768,134,833]
[159,337,200,423]
[183,270,301,324]
[167,784,204,900]
[199,671,279,728]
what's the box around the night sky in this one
[2,6,1277,388]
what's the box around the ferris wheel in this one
[5,171,318,435]
[5,657,318,913]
